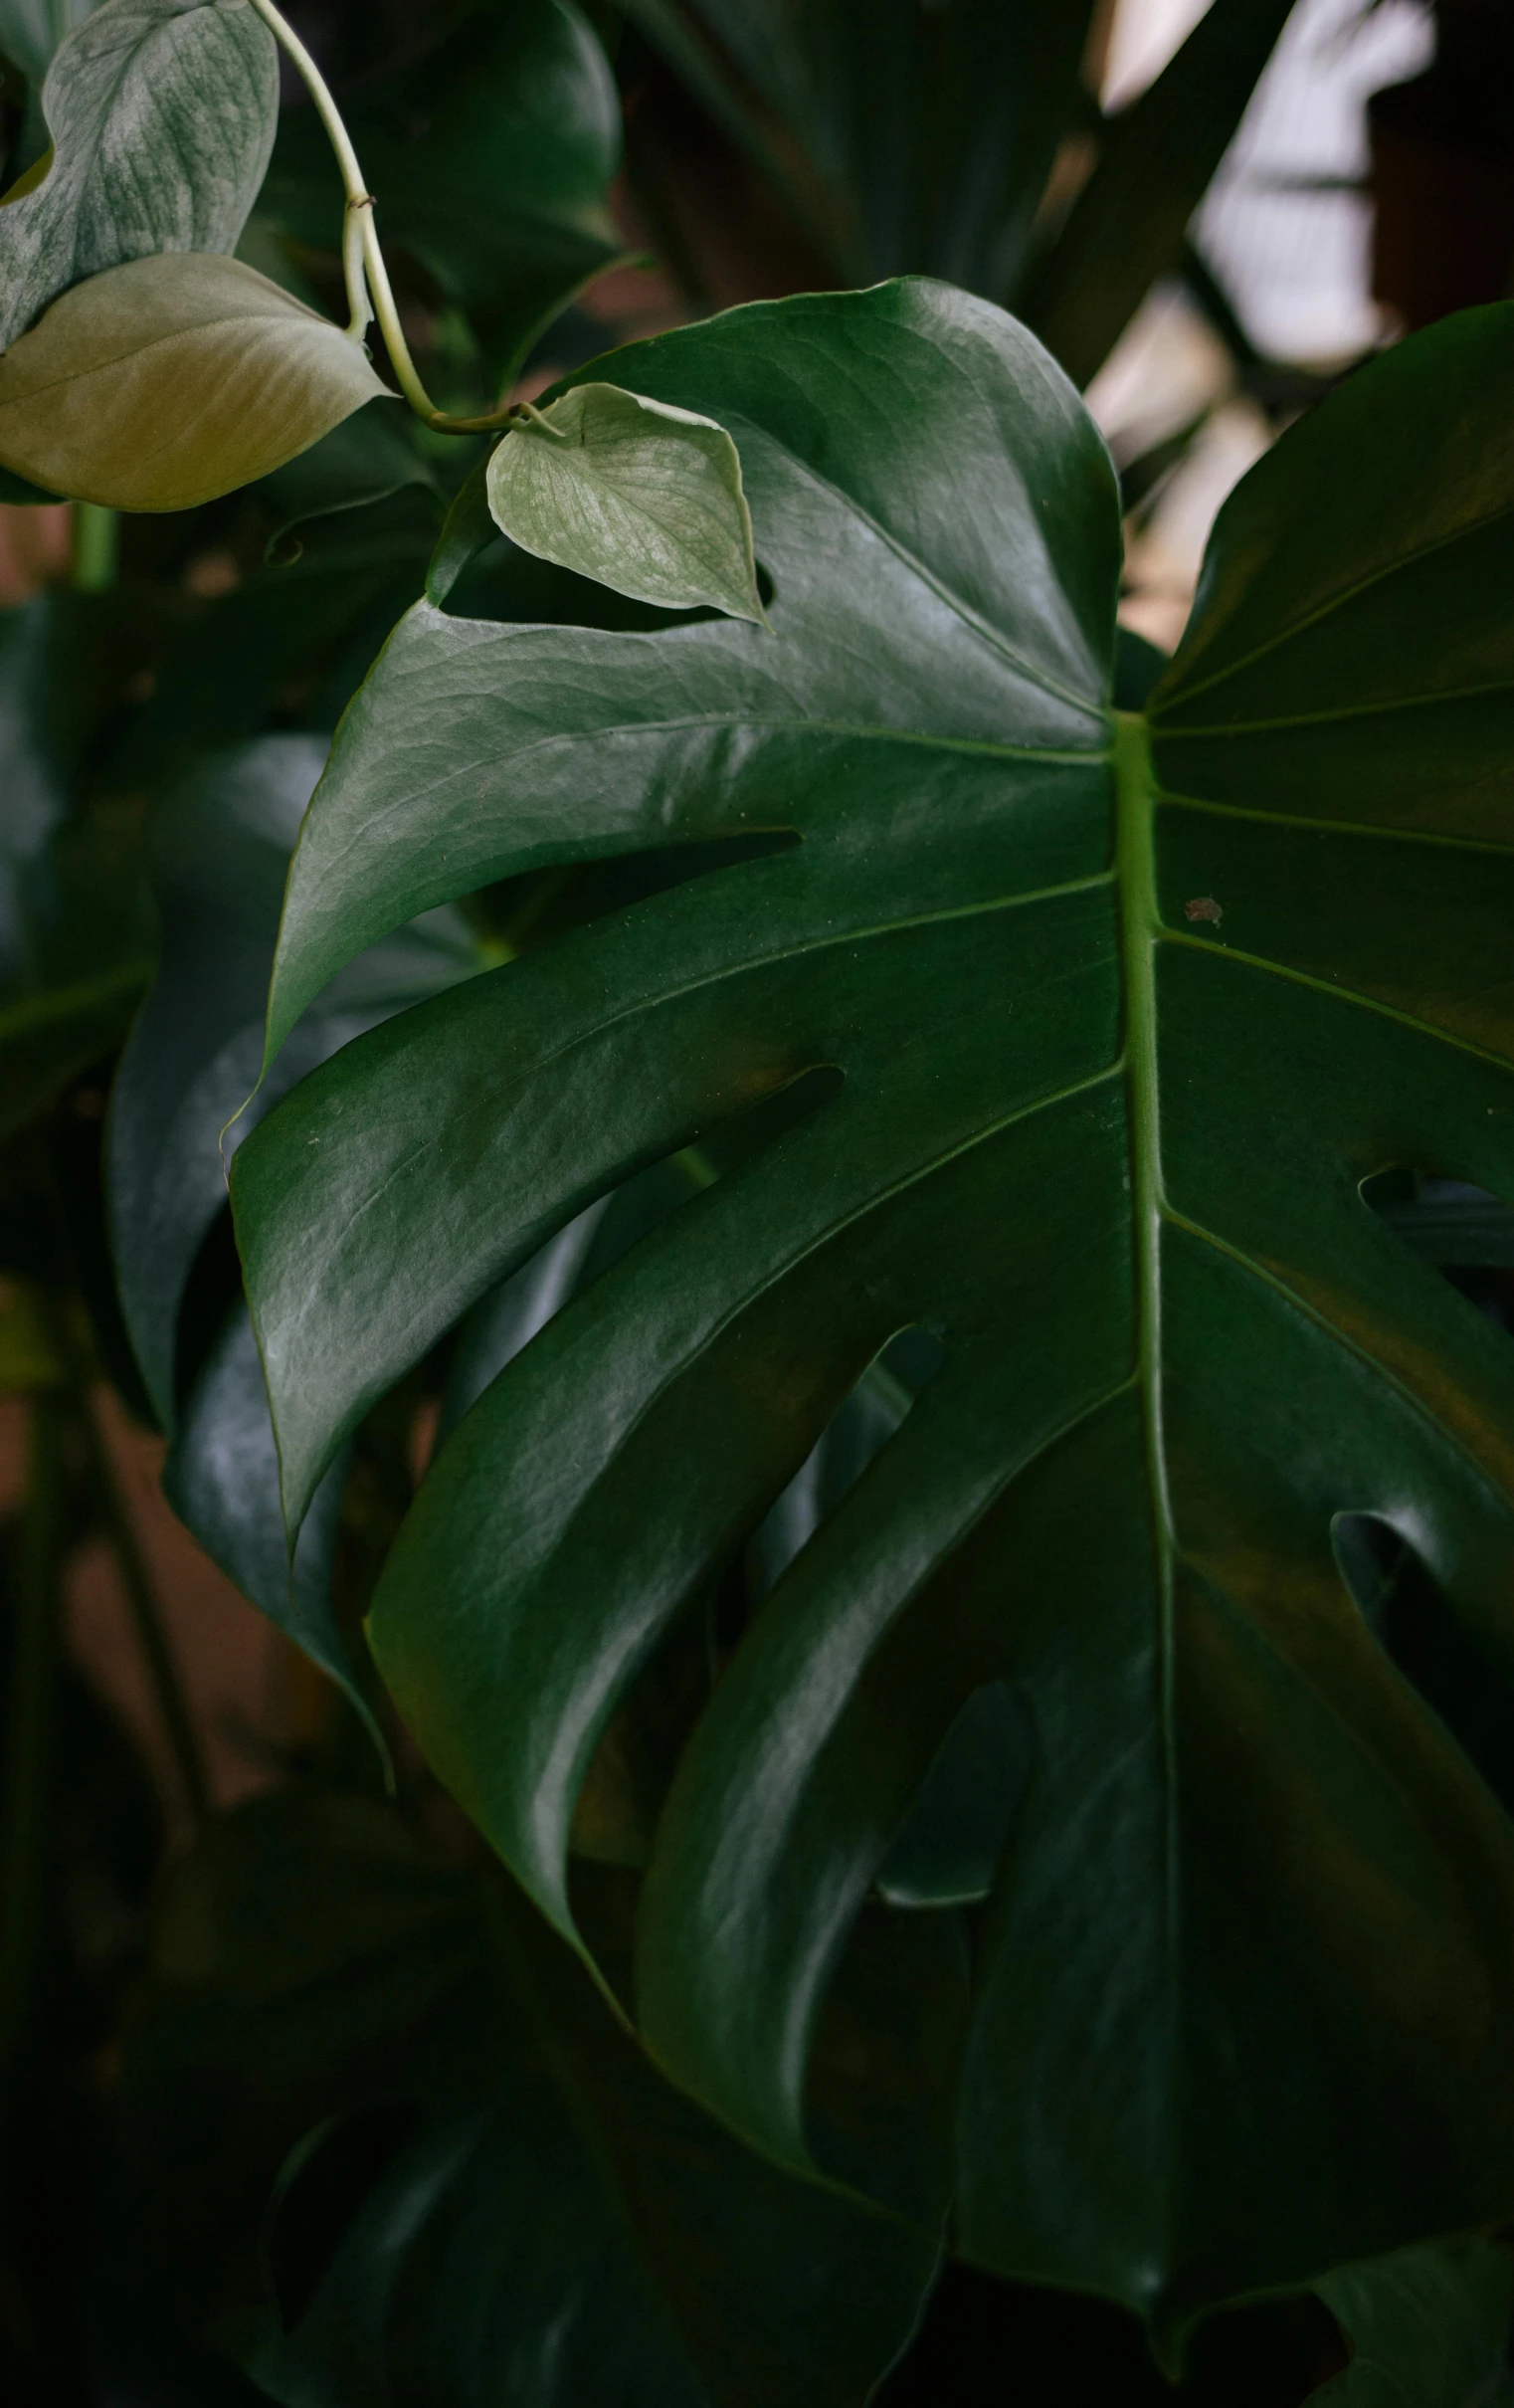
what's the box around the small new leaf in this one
[0,252,392,510]
[0,0,279,348]
[486,380,766,624]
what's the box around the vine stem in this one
[245,0,524,438]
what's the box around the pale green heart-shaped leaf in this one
[485,382,766,625]
[0,251,391,510]
[0,0,278,347]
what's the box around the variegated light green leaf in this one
[0,252,391,510]
[0,0,278,347]
[486,382,766,624]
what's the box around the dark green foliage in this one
[1,7,1510,2404]
[232,279,1514,2355]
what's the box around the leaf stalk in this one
[245,0,526,439]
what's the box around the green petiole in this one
[245,0,528,439]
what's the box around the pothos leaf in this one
[1312,2240,1514,2405]
[486,384,765,623]
[0,0,279,348]
[0,253,392,509]
[231,280,1514,2344]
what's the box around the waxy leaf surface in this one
[0,252,390,508]
[233,282,1514,2335]
[0,0,278,347]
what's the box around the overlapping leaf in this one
[108,736,475,1698]
[231,279,1514,2341]
[0,0,278,346]
[0,254,391,510]
[117,1792,944,2408]
[622,0,1096,297]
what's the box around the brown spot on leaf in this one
[1185,896,1223,926]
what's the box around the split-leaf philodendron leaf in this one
[486,384,766,624]
[231,280,1514,2341]
[0,252,391,508]
[0,0,278,348]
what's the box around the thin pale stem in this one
[246,0,523,437]
[71,502,117,592]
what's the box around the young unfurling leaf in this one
[0,251,391,509]
[485,380,766,624]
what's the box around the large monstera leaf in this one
[231,281,1514,2342]
[0,0,279,348]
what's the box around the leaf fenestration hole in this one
[441,1065,847,1439]
[477,825,799,960]
[747,1324,945,1602]
[1333,1511,1514,1817]
[1361,1166,1514,1335]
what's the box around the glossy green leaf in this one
[0,253,392,511]
[169,1302,368,1729]
[622,0,1096,300]
[486,384,764,622]
[232,282,1514,2340]
[118,1792,941,2408]
[1312,2240,1514,2405]
[262,0,625,384]
[1022,0,1297,388]
[108,738,474,1711]
[0,0,278,347]
[109,735,475,1430]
